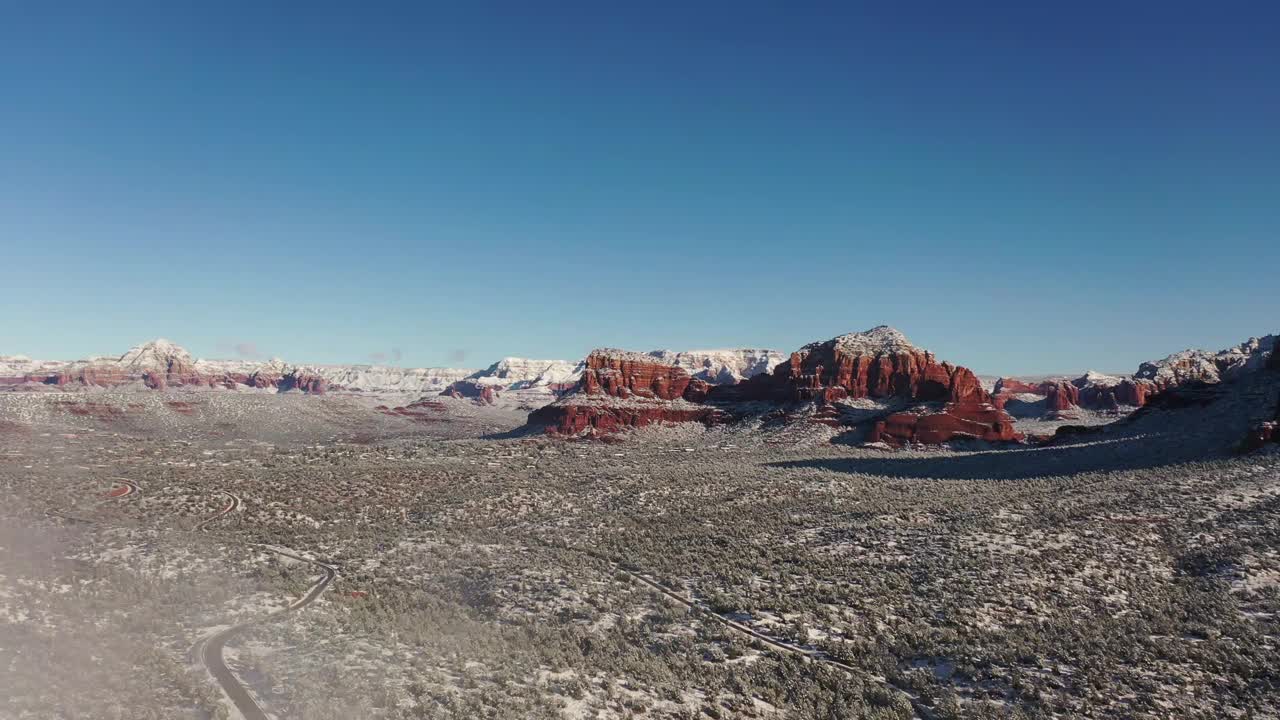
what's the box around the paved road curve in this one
[193,494,337,720]
[194,491,241,531]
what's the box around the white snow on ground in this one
[803,325,917,355]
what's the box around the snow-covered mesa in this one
[643,348,785,384]
[467,358,584,389]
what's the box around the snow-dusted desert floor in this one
[2,390,1279,720]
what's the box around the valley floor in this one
[2,393,1278,719]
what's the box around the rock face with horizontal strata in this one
[531,328,1020,445]
[741,326,989,406]
[993,373,1152,413]
[526,350,726,434]
[579,350,696,401]
[872,404,1022,445]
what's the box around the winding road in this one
[194,490,241,531]
[192,493,337,720]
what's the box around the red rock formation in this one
[579,350,695,401]
[531,329,1018,445]
[441,380,497,404]
[377,398,450,424]
[280,371,329,394]
[872,403,1022,446]
[682,378,712,403]
[754,327,991,406]
[528,350,729,435]
[1075,378,1151,410]
[528,403,726,435]
[249,366,284,389]
[1040,380,1080,412]
[991,378,1084,413]
[993,378,1040,395]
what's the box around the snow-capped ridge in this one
[1136,334,1278,387]
[117,338,195,373]
[642,348,785,384]
[467,358,584,388]
[1079,370,1124,388]
[805,326,917,355]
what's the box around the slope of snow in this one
[1078,370,1125,388]
[0,356,69,376]
[307,364,474,393]
[192,358,267,375]
[467,358,584,389]
[1,339,477,395]
[116,338,194,372]
[806,326,917,355]
[644,349,784,384]
[1136,335,1278,386]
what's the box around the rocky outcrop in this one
[579,350,701,401]
[1137,335,1278,391]
[442,379,497,404]
[527,350,727,435]
[994,372,1153,414]
[748,327,1018,445]
[1241,348,1280,451]
[739,326,989,406]
[438,358,581,407]
[993,378,1083,413]
[530,328,1018,446]
[280,371,330,394]
[528,401,726,435]
[1041,380,1080,412]
[993,378,1040,395]
[1243,421,1277,451]
[871,403,1021,445]
[1074,375,1151,410]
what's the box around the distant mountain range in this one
[4,329,1276,451]
[0,340,786,403]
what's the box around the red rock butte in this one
[527,350,726,434]
[530,327,1021,446]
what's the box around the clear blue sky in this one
[2,2,1276,375]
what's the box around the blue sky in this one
[2,2,1276,374]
